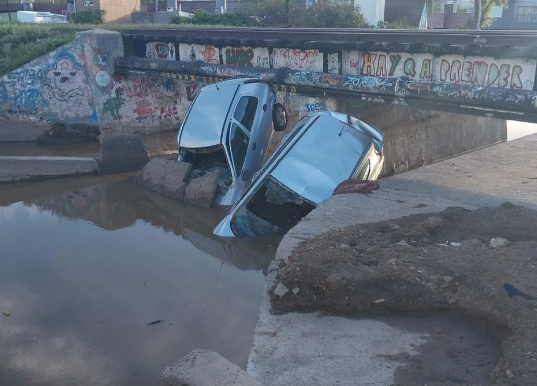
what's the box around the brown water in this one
[0,173,279,386]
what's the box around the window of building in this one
[516,6,537,23]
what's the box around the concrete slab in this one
[132,158,192,200]
[159,349,264,386]
[0,156,98,183]
[98,134,150,175]
[248,134,537,386]
[0,121,48,142]
[184,170,220,209]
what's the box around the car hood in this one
[271,113,371,203]
[179,83,239,148]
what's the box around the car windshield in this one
[230,176,315,236]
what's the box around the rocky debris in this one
[273,282,289,298]
[98,134,150,175]
[132,158,192,200]
[490,237,510,249]
[158,349,264,386]
[273,203,537,386]
[184,170,220,209]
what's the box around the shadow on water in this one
[0,174,280,386]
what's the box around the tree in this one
[428,0,509,29]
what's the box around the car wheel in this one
[273,103,288,132]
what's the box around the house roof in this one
[384,0,426,26]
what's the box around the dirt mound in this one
[272,203,537,386]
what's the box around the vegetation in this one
[170,9,254,27]
[382,18,414,29]
[70,10,106,24]
[294,0,367,28]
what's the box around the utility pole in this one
[6,0,11,22]
[474,0,481,29]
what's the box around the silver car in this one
[177,78,287,206]
[213,110,384,237]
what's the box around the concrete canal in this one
[0,173,278,386]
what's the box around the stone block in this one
[132,158,192,200]
[158,349,264,386]
[98,134,150,175]
[184,170,220,209]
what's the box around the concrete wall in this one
[0,29,506,175]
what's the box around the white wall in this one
[355,0,385,27]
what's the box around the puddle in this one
[0,132,178,158]
[250,311,502,386]
[0,174,280,386]
[374,313,502,385]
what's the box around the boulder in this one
[132,158,192,200]
[184,170,220,209]
[98,134,150,175]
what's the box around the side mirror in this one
[273,103,288,132]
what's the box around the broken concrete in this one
[98,134,150,175]
[132,158,192,200]
[0,156,98,183]
[184,170,220,209]
[159,349,264,386]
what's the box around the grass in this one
[0,22,217,76]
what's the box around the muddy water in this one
[0,174,279,386]
[0,132,178,158]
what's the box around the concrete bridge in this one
[2,28,536,174]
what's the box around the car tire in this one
[273,103,288,132]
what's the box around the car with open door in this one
[177,78,287,206]
[213,110,384,237]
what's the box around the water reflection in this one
[0,174,279,386]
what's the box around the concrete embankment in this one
[248,133,537,386]
[0,156,99,183]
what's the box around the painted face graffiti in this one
[43,57,94,121]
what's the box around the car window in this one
[233,96,258,132]
[229,123,249,176]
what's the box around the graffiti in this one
[223,47,271,68]
[186,81,199,101]
[162,78,175,92]
[225,47,254,67]
[179,44,220,64]
[0,81,7,105]
[103,87,125,120]
[146,42,176,61]
[42,57,94,121]
[328,53,339,74]
[305,101,325,112]
[133,99,154,122]
[12,89,40,112]
[436,55,533,90]
[360,52,433,80]
[5,68,44,87]
[273,48,323,72]
[95,71,110,87]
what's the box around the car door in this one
[227,95,259,184]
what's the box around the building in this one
[384,0,428,28]
[492,0,537,29]
[74,0,140,23]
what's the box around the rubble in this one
[490,237,510,249]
